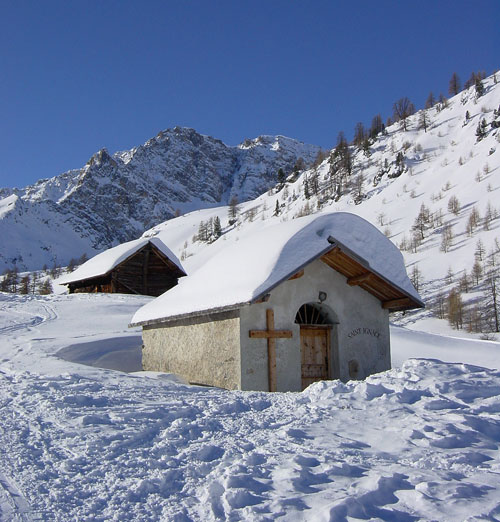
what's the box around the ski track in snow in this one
[0,295,57,335]
[1,294,500,520]
[0,471,35,522]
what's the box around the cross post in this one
[249,308,293,392]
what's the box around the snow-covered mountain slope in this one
[1,291,500,520]
[0,128,321,271]
[142,73,500,335]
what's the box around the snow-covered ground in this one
[1,292,500,520]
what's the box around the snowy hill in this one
[140,72,500,336]
[0,128,321,271]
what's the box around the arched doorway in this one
[295,303,338,390]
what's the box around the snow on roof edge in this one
[131,212,424,327]
[130,303,245,328]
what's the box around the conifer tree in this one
[440,223,454,252]
[447,287,464,329]
[448,72,461,96]
[485,269,499,332]
[31,271,38,294]
[352,174,364,204]
[312,149,327,168]
[327,132,352,200]
[425,92,436,109]
[459,270,470,293]
[475,239,485,262]
[418,110,430,132]
[228,196,239,224]
[484,202,494,230]
[20,275,30,295]
[309,172,319,196]
[353,122,366,147]
[277,168,286,187]
[67,258,76,273]
[475,76,485,97]
[197,220,209,242]
[466,206,481,236]
[447,195,460,215]
[39,279,53,295]
[410,265,422,292]
[10,267,19,293]
[391,151,406,177]
[464,72,477,89]
[412,203,431,240]
[369,114,384,139]
[303,173,310,199]
[475,119,487,141]
[472,259,483,285]
[213,216,222,238]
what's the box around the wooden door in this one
[300,326,330,390]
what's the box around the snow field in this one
[1,293,500,520]
[1,358,500,520]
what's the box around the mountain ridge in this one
[0,127,321,270]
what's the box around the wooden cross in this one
[249,308,293,392]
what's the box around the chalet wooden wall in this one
[68,243,184,297]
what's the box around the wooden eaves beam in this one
[382,297,412,310]
[347,272,372,286]
[288,269,304,280]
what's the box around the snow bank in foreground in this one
[1,359,500,520]
[2,293,500,520]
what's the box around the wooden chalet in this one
[60,238,186,297]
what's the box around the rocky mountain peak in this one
[0,127,321,270]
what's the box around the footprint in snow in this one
[194,444,224,462]
[291,468,333,494]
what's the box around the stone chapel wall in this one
[142,310,241,389]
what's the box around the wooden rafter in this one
[288,269,304,280]
[382,297,412,310]
[320,246,422,311]
[347,272,372,286]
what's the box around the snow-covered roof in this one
[59,237,185,285]
[131,212,423,326]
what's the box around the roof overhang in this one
[251,238,424,312]
[321,238,424,311]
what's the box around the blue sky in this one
[0,1,498,188]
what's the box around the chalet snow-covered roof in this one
[59,237,186,285]
[130,212,423,327]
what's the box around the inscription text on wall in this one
[347,327,381,339]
